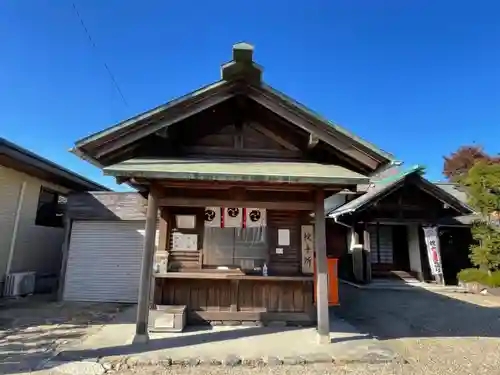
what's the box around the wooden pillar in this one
[158,208,169,252]
[314,189,330,344]
[133,189,159,344]
[363,227,372,283]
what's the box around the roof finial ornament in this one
[221,42,262,84]
[232,42,254,63]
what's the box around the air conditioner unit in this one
[4,272,36,297]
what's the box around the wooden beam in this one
[133,188,159,344]
[155,127,169,139]
[308,133,319,149]
[248,89,380,170]
[158,208,169,252]
[158,197,314,210]
[248,121,300,151]
[314,188,330,344]
[115,177,129,185]
[181,146,303,160]
[159,179,326,192]
[230,280,239,312]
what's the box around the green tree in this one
[462,160,500,272]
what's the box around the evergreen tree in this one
[463,160,500,272]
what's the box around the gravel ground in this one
[0,295,128,374]
[333,283,500,375]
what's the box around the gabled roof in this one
[72,43,394,172]
[0,138,110,192]
[328,165,473,218]
[434,182,469,205]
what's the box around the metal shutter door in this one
[368,225,394,264]
[63,221,152,302]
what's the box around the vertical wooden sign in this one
[301,225,314,274]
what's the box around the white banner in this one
[206,207,267,228]
[223,207,243,227]
[422,226,443,276]
[245,208,266,227]
[204,207,221,227]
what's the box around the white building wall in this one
[0,165,70,283]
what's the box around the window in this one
[35,187,67,228]
[203,227,268,270]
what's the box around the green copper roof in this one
[75,80,228,148]
[103,158,369,185]
[328,164,472,217]
[260,83,394,161]
[74,43,394,169]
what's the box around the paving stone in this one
[102,362,113,371]
[223,354,241,366]
[187,357,201,366]
[282,356,305,365]
[359,351,399,364]
[172,357,192,366]
[114,362,129,371]
[306,353,334,364]
[241,358,260,366]
[99,355,124,364]
[159,358,172,367]
[127,355,158,366]
[126,356,140,367]
[264,355,283,366]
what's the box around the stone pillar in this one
[407,224,423,281]
[133,189,159,344]
[314,189,330,345]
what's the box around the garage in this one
[63,221,148,302]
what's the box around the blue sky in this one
[1,1,499,191]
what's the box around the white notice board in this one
[172,233,198,251]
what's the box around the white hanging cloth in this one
[204,207,221,227]
[244,208,266,227]
[223,207,243,227]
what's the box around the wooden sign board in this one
[301,225,314,274]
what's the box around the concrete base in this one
[317,334,331,345]
[132,333,149,345]
[49,306,400,366]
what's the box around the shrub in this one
[457,268,500,287]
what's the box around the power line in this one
[71,2,129,108]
